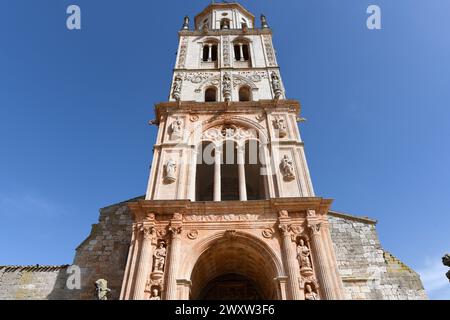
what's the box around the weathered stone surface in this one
[328,211,427,300]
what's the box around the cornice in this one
[179,28,272,37]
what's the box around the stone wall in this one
[0,265,69,300]
[70,197,139,300]
[328,211,427,300]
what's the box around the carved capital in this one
[140,225,156,241]
[168,225,183,239]
[308,223,322,235]
[278,224,291,237]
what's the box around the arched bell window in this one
[238,86,251,102]
[205,87,217,102]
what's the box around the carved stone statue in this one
[261,14,269,28]
[163,159,177,183]
[149,287,161,300]
[153,241,167,272]
[297,239,313,272]
[172,75,182,101]
[223,73,232,102]
[442,254,450,281]
[273,116,287,138]
[94,279,111,300]
[304,284,320,300]
[181,16,189,30]
[169,118,183,140]
[271,72,283,99]
[280,155,295,181]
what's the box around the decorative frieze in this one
[184,214,260,222]
[177,37,188,69]
[263,35,276,66]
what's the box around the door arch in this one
[183,231,283,300]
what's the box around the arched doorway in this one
[189,232,281,300]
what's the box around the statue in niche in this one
[163,159,177,183]
[271,72,283,99]
[223,73,232,101]
[273,116,287,138]
[172,75,182,101]
[149,287,161,300]
[442,254,450,281]
[297,238,313,271]
[260,14,269,28]
[94,279,111,300]
[153,241,167,272]
[169,118,183,140]
[280,155,295,181]
[304,284,320,300]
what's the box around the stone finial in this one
[94,279,111,300]
[181,16,189,30]
[261,14,269,28]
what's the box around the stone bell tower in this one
[120,2,345,300]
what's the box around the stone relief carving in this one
[149,287,161,300]
[169,118,184,140]
[297,238,313,276]
[202,125,257,142]
[273,116,287,138]
[187,230,199,240]
[304,284,320,300]
[163,159,177,184]
[237,71,267,82]
[184,72,215,84]
[184,214,259,222]
[263,35,276,66]
[262,227,275,239]
[177,37,188,69]
[94,279,111,300]
[271,72,283,99]
[153,241,167,272]
[278,210,289,218]
[223,36,231,67]
[280,155,296,181]
[223,73,232,102]
[195,75,220,93]
[189,114,199,122]
[171,75,182,101]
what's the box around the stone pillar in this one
[236,145,247,201]
[164,214,183,300]
[189,149,198,201]
[120,224,138,299]
[278,211,302,300]
[132,223,156,300]
[308,220,337,300]
[208,43,213,61]
[213,146,222,201]
[275,276,288,300]
[177,279,192,300]
[239,43,244,61]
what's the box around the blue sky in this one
[0,0,449,299]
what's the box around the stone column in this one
[164,214,183,300]
[308,220,337,300]
[278,211,302,300]
[177,279,192,300]
[236,145,247,201]
[120,224,138,299]
[274,276,288,300]
[208,43,213,61]
[189,149,198,201]
[239,43,244,61]
[133,224,156,300]
[213,146,222,201]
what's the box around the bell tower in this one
[120,2,345,300]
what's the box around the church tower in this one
[120,2,345,300]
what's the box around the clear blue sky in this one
[0,0,449,299]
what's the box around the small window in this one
[234,43,250,61]
[239,87,251,102]
[202,43,218,62]
[205,87,217,102]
